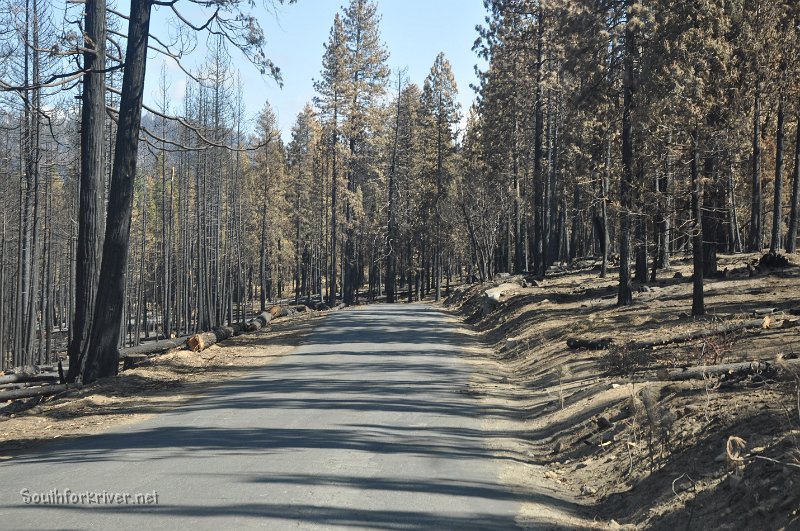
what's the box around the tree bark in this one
[618,0,636,306]
[665,358,800,382]
[749,87,763,251]
[691,132,704,316]
[532,6,545,277]
[80,0,153,384]
[0,383,81,402]
[770,96,785,253]
[787,112,800,253]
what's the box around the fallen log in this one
[0,380,57,391]
[122,354,149,371]
[253,311,272,327]
[245,311,272,332]
[627,318,772,351]
[120,336,190,357]
[566,337,614,350]
[269,305,288,318]
[664,358,800,382]
[213,326,235,342]
[187,332,218,352]
[0,383,82,402]
[0,372,60,385]
[752,308,777,316]
[567,317,774,352]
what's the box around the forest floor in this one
[445,252,800,530]
[0,313,323,457]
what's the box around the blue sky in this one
[140,0,488,140]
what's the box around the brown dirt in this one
[446,252,800,530]
[0,313,322,458]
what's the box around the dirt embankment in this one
[0,314,322,457]
[447,253,800,530]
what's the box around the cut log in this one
[122,354,149,371]
[120,336,190,357]
[566,337,615,350]
[0,383,82,402]
[187,332,218,352]
[664,358,800,382]
[269,305,288,318]
[253,311,272,327]
[231,323,246,336]
[0,373,59,385]
[0,380,58,391]
[627,318,772,351]
[752,308,777,316]
[243,312,269,333]
[213,326,235,342]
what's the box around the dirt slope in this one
[447,252,800,530]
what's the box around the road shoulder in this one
[0,314,322,458]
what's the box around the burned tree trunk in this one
[80,0,153,384]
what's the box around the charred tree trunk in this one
[749,87,763,252]
[386,75,402,304]
[770,96,785,254]
[532,6,545,277]
[618,0,636,306]
[702,152,724,277]
[691,131,704,317]
[787,112,800,254]
[80,0,153,384]
[727,162,742,253]
[329,108,338,306]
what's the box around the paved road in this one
[0,305,525,530]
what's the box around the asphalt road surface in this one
[0,304,525,530]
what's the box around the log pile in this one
[184,305,313,353]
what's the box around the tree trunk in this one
[728,162,742,253]
[80,0,153,384]
[532,6,545,277]
[329,108,338,306]
[770,96,785,253]
[600,139,610,278]
[691,132,704,317]
[787,112,800,253]
[618,0,636,306]
[749,87,763,252]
